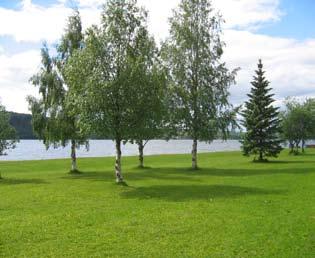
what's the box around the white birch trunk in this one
[192,138,198,170]
[138,140,144,168]
[115,139,123,183]
[71,139,77,172]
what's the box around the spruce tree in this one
[241,59,282,162]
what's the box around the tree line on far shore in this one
[6,112,245,141]
[0,0,313,183]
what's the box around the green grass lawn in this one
[1,150,315,257]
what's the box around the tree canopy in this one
[126,26,169,168]
[65,0,156,182]
[281,98,315,154]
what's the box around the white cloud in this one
[138,0,179,42]
[0,0,101,43]
[0,50,40,112]
[138,0,283,42]
[223,30,315,105]
[0,0,282,43]
[214,0,283,30]
[0,1,69,42]
[76,0,104,7]
[0,0,314,113]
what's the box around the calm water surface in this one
[0,140,241,161]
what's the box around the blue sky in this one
[0,0,62,9]
[258,0,315,39]
[0,0,314,113]
[1,0,314,39]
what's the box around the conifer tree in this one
[241,59,282,161]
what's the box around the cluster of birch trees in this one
[281,98,315,154]
[28,0,238,183]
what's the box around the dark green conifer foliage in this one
[241,59,282,161]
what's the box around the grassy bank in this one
[0,151,314,257]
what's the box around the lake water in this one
[0,140,241,161]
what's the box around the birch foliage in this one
[127,27,169,168]
[28,11,87,172]
[65,0,153,182]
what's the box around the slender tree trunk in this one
[302,139,305,153]
[295,140,300,154]
[192,138,198,170]
[259,151,263,161]
[70,139,77,172]
[115,139,123,183]
[138,140,144,168]
[289,141,294,154]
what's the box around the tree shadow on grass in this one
[0,178,48,185]
[61,171,139,181]
[294,152,315,157]
[121,184,285,202]
[204,167,312,177]
[132,165,315,179]
[61,169,203,182]
[265,160,315,164]
[60,163,315,184]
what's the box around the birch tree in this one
[281,98,315,154]
[162,0,238,169]
[65,0,151,182]
[28,11,87,173]
[127,27,168,168]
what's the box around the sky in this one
[0,0,314,113]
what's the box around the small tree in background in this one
[0,104,18,179]
[28,11,87,173]
[304,98,315,141]
[241,59,283,162]
[282,98,315,154]
[127,27,169,168]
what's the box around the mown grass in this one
[0,150,314,257]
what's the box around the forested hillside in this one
[9,112,37,139]
[8,112,244,140]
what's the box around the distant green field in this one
[1,151,314,257]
